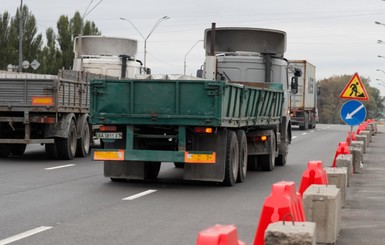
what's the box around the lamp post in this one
[375,21,385,27]
[377,69,385,74]
[378,55,385,59]
[120,16,170,70]
[18,0,23,72]
[184,40,203,75]
[377,78,385,85]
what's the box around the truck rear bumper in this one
[92,149,216,164]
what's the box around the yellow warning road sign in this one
[339,73,369,100]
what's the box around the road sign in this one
[30,59,40,70]
[340,100,367,126]
[339,73,369,100]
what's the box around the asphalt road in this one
[0,124,350,245]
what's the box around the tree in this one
[39,27,62,74]
[57,11,102,70]
[0,11,11,69]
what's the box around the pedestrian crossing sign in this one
[339,73,369,100]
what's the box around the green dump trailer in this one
[90,25,299,186]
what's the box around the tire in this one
[76,122,91,157]
[57,120,77,160]
[260,132,276,171]
[0,144,11,157]
[110,178,127,182]
[174,162,184,168]
[144,162,161,179]
[276,130,288,166]
[236,130,247,183]
[223,130,239,186]
[9,144,26,156]
[45,143,58,159]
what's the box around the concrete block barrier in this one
[264,221,316,245]
[303,185,341,244]
[360,130,372,143]
[325,167,348,208]
[350,141,364,155]
[355,135,367,153]
[336,154,353,187]
[349,145,363,173]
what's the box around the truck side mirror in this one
[291,77,298,94]
[196,69,203,78]
[291,68,302,94]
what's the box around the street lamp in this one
[378,55,385,59]
[377,78,385,84]
[377,69,385,74]
[18,0,23,72]
[375,21,385,27]
[120,16,170,70]
[184,40,203,75]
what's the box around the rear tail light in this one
[99,125,117,132]
[249,135,269,142]
[194,127,213,134]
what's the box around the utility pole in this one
[18,0,23,72]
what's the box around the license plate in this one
[96,132,123,139]
[184,152,216,164]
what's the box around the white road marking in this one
[122,190,157,201]
[44,164,75,170]
[292,136,298,139]
[310,130,315,133]
[0,226,52,245]
[302,133,307,135]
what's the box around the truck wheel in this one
[45,143,58,159]
[0,144,11,157]
[144,162,161,179]
[10,144,27,156]
[223,130,239,186]
[260,132,276,171]
[236,130,247,183]
[276,131,288,166]
[76,122,91,157]
[57,120,77,160]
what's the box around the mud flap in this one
[183,128,227,182]
[104,160,146,180]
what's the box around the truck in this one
[0,36,144,159]
[90,24,300,186]
[289,60,318,130]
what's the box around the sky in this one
[2,0,385,95]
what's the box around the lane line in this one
[292,136,298,139]
[0,226,52,245]
[122,190,157,201]
[310,130,315,133]
[44,164,75,170]
[302,133,307,135]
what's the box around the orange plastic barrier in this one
[346,131,357,146]
[197,225,245,245]
[298,160,328,195]
[332,142,351,167]
[253,181,305,245]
